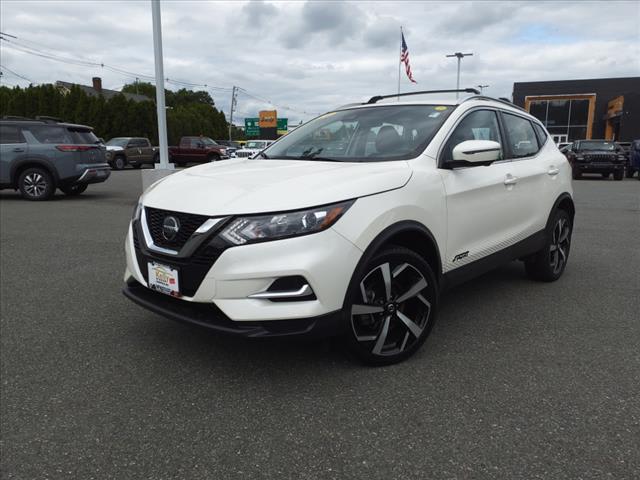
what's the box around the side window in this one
[0,125,24,144]
[502,113,540,159]
[442,110,502,161]
[25,125,72,144]
[533,123,548,148]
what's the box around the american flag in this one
[400,31,417,83]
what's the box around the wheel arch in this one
[350,221,443,291]
[549,192,575,226]
[11,158,59,187]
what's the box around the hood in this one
[106,145,124,152]
[142,159,412,216]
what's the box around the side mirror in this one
[449,140,502,167]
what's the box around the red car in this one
[168,136,229,166]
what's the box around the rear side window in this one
[533,123,548,147]
[69,129,99,144]
[501,113,540,159]
[0,125,25,144]
[25,125,73,144]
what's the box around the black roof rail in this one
[367,88,480,104]
[35,115,63,123]
[462,95,527,112]
[1,115,32,121]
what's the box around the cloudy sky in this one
[1,0,639,124]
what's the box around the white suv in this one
[123,90,574,365]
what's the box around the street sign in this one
[245,118,260,137]
[277,118,288,135]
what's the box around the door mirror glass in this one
[451,140,502,165]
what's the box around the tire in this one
[572,167,582,180]
[112,155,126,170]
[208,154,220,162]
[153,153,159,164]
[613,169,624,181]
[132,163,142,169]
[345,246,438,366]
[625,168,634,179]
[59,184,88,196]
[601,173,610,179]
[18,167,55,201]
[525,209,572,282]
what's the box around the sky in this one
[1,0,639,125]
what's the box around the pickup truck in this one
[168,137,229,166]
[105,137,159,170]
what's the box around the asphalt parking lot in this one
[1,171,639,479]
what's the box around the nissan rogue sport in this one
[123,90,575,365]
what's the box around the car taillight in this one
[56,145,94,152]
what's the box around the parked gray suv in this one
[0,118,111,200]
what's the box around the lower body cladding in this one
[123,224,362,338]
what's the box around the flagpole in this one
[397,26,402,100]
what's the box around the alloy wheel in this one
[549,217,571,275]
[23,172,48,198]
[351,261,431,357]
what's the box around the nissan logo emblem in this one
[162,216,180,241]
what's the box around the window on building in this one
[526,98,591,142]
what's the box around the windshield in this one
[107,138,129,147]
[200,137,217,145]
[246,141,266,149]
[579,141,616,151]
[262,105,454,162]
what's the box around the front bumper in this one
[123,279,344,338]
[123,220,363,323]
[573,162,623,172]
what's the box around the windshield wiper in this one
[293,156,343,162]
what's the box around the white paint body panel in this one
[124,98,573,322]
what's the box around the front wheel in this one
[346,247,438,365]
[625,168,635,178]
[59,184,88,196]
[208,154,220,162]
[112,156,126,170]
[613,169,624,181]
[525,209,572,282]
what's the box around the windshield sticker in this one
[429,112,441,118]
[434,106,448,111]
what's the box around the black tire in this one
[613,169,624,181]
[59,184,88,196]
[112,155,126,170]
[208,154,220,162]
[625,168,635,178]
[601,173,610,179]
[18,167,55,201]
[572,167,582,180]
[345,246,438,366]
[132,163,142,169]
[525,209,572,282]
[153,153,159,164]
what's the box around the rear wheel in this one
[525,209,572,282]
[613,169,624,181]
[18,167,55,201]
[59,184,88,196]
[346,247,438,365]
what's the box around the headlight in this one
[220,200,354,245]
[132,201,142,221]
[220,148,226,154]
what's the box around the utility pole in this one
[151,0,172,170]
[228,85,238,142]
[476,84,489,94]
[445,52,473,99]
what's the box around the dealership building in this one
[512,77,640,143]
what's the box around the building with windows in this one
[512,77,640,143]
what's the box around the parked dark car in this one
[0,118,110,200]
[630,140,640,181]
[565,139,626,180]
[168,136,229,166]
[106,137,159,170]
[615,141,635,178]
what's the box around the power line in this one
[0,63,34,83]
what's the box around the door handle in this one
[504,174,519,186]
[548,166,560,176]
[12,147,25,152]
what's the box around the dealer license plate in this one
[148,262,180,297]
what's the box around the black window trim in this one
[437,107,509,169]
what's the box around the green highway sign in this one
[245,118,260,137]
